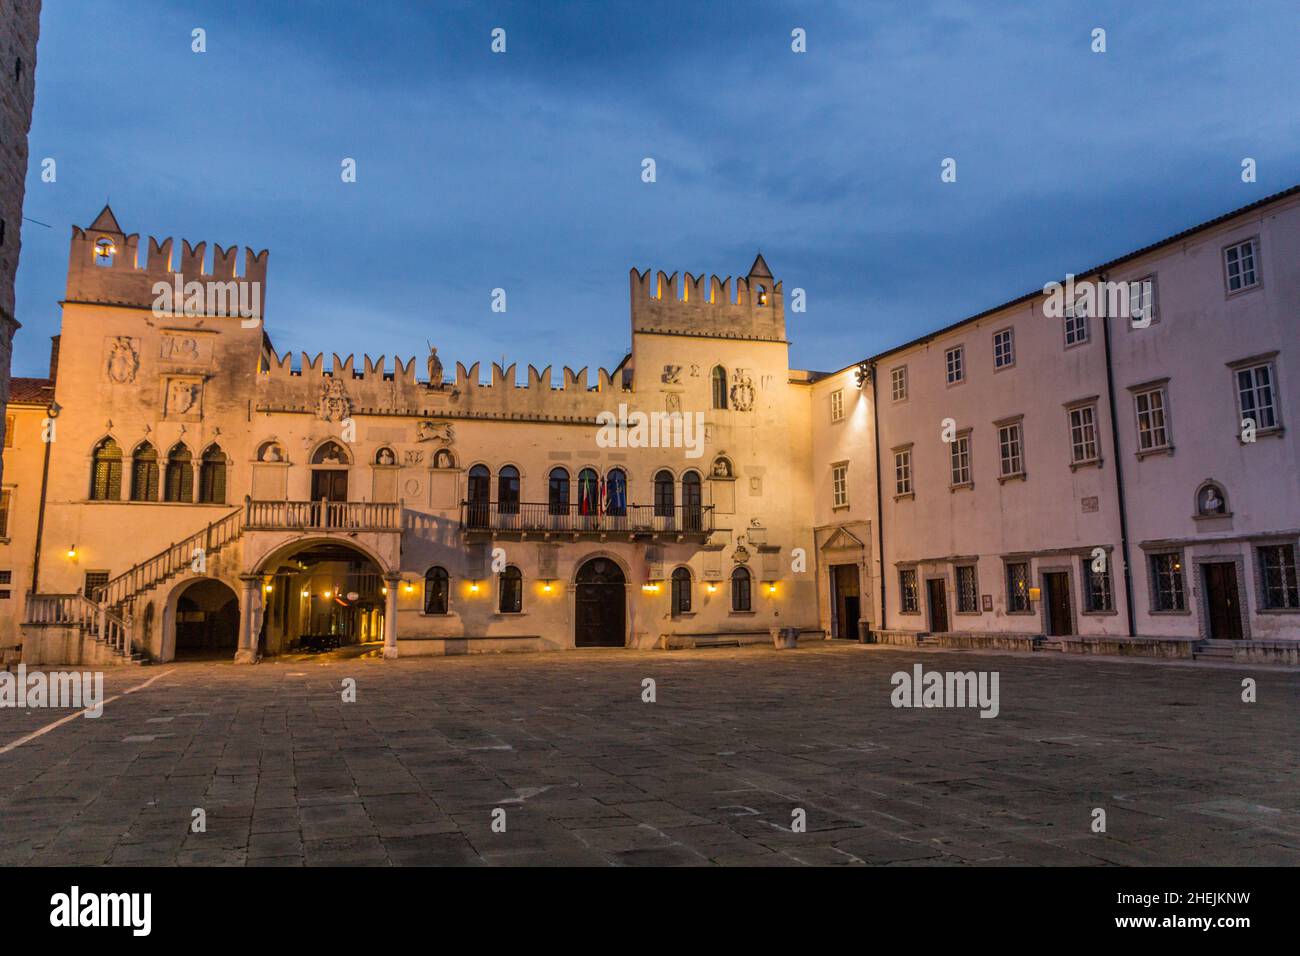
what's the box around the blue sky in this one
[14,0,1300,377]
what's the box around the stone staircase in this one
[1192,640,1239,662]
[24,505,244,664]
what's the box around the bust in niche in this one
[1198,484,1227,516]
[260,443,283,462]
[377,448,396,466]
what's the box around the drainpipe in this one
[29,403,56,595]
[1099,273,1137,637]
[869,360,886,637]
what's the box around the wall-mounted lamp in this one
[264,583,274,593]
[706,583,718,593]
[403,581,415,594]
[380,586,388,595]
[66,544,77,559]
[470,582,480,593]
[301,589,310,598]
[543,581,553,593]
[854,362,873,389]
[641,583,660,593]
[323,590,332,599]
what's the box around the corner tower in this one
[629,253,784,342]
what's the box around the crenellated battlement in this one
[66,205,268,316]
[629,254,784,342]
[255,347,633,423]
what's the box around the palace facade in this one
[2,186,1298,666]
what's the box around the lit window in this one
[130,442,159,501]
[1006,562,1030,613]
[1223,239,1259,293]
[90,438,123,500]
[1150,553,1185,612]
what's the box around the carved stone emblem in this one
[730,369,755,411]
[733,545,751,564]
[416,420,454,444]
[107,337,139,383]
[318,379,352,422]
[661,365,681,384]
[665,392,682,413]
[403,450,424,466]
[166,379,200,416]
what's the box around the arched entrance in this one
[258,541,385,656]
[173,579,240,659]
[575,558,626,647]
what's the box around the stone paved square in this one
[2,644,1297,866]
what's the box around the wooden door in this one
[1203,563,1243,640]
[926,579,948,633]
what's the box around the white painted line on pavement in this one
[0,668,174,756]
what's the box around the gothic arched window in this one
[164,443,193,502]
[198,444,227,504]
[130,442,159,501]
[90,438,123,500]
[711,366,728,409]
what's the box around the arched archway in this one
[256,540,386,656]
[172,578,240,660]
[575,557,626,648]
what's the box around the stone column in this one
[235,574,261,663]
[383,574,400,659]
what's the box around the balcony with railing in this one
[460,501,714,538]
[245,499,401,533]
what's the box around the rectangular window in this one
[0,569,11,600]
[1068,404,1099,465]
[894,448,912,496]
[831,463,848,508]
[829,388,844,422]
[1129,276,1156,324]
[1084,558,1114,612]
[945,346,964,385]
[993,328,1015,369]
[891,366,908,401]
[1258,544,1299,609]
[956,565,978,613]
[899,568,919,613]
[949,432,971,487]
[997,421,1024,478]
[3,415,12,447]
[1150,553,1186,612]
[0,489,9,538]
[1224,239,1259,293]
[1135,387,1170,452]
[1064,297,1090,346]
[1236,363,1278,432]
[84,570,110,601]
[1006,562,1030,613]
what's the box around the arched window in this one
[130,442,159,501]
[424,566,450,615]
[654,469,675,519]
[498,465,520,515]
[311,440,349,465]
[672,566,692,616]
[467,465,490,527]
[90,438,123,500]
[711,366,728,409]
[164,443,193,502]
[548,467,570,517]
[682,471,702,531]
[605,468,628,517]
[198,444,227,504]
[731,566,752,612]
[93,236,115,267]
[577,468,599,516]
[499,565,523,613]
